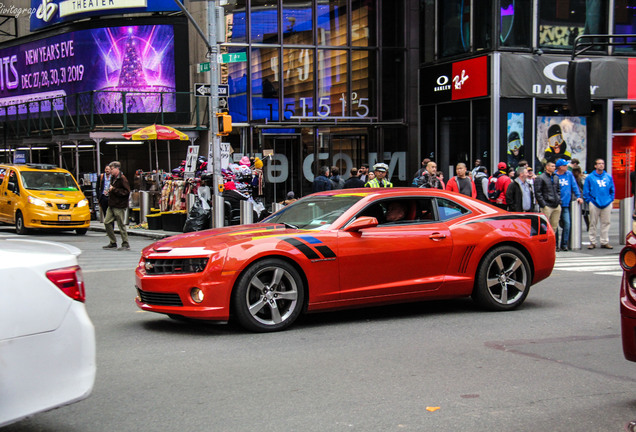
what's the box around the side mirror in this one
[344,216,378,232]
[7,181,16,194]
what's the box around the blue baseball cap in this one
[555,159,568,167]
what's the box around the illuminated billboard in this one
[0,24,177,116]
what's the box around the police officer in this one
[365,163,393,188]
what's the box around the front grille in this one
[144,258,209,275]
[40,220,85,226]
[57,203,70,210]
[137,288,183,306]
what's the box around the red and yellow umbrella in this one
[122,124,189,141]
[122,124,190,171]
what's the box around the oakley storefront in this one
[421,51,636,201]
[218,0,419,203]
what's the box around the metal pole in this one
[240,200,254,225]
[570,200,582,250]
[620,197,634,245]
[208,1,224,228]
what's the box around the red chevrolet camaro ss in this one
[135,188,555,332]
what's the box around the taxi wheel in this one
[473,246,530,311]
[75,228,88,235]
[15,211,28,235]
[233,258,305,332]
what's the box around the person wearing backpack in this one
[489,162,511,209]
[474,166,489,203]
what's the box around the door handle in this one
[429,232,446,240]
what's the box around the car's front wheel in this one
[473,246,531,311]
[75,228,88,235]
[15,211,28,235]
[233,258,305,332]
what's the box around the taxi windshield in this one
[21,171,79,191]
[264,194,363,229]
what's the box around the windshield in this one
[264,195,363,229]
[21,171,79,191]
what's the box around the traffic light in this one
[567,59,592,116]
[216,113,232,136]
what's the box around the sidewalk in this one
[89,209,629,253]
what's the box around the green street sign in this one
[221,52,247,63]
[198,62,211,73]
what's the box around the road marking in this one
[554,255,621,277]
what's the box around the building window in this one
[251,47,280,121]
[499,0,532,48]
[351,50,375,118]
[225,1,248,44]
[283,48,315,119]
[439,0,471,57]
[614,0,636,52]
[251,0,279,44]
[317,0,348,46]
[538,0,607,50]
[226,47,249,122]
[351,0,376,47]
[317,49,348,117]
[283,0,313,45]
[474,0,493,51]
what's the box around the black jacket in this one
[108,173,130,209]
[343,177,365,189]
[506,178,535,212]
[534,171,561,208]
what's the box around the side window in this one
[0,168,5,185]
[436,198,470,221]
[356,198,438,225]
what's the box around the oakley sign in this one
[421,56,489,103]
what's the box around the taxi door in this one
[0,168,11,222]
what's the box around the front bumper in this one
[134,268,237,321]
[23,206,90,229]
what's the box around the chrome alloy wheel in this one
[485,252,528,305]
[245,266,299,326]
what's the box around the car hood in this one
[144,223,301,257]
[0,238,81,257]
[27,190,85,202]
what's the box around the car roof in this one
[0,164,70,173]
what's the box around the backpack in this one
[488,174,501,201]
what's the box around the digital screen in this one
[0,24,176,116]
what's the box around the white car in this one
[0,238,96,427]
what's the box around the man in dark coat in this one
[103,161,131,250]
[506,166,535,212]
[343,168,365,189]
[312,166,332,193]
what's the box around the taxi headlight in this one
[27,196,47,207]
[77,199,88,208]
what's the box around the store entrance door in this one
[324,133,367,181]
[262,134,302,205]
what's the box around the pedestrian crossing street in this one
[554,254,622,277]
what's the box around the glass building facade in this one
[217,0,417,203]
[420,0,636,186]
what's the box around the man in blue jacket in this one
[555,159,583,251]
[583,158,615,249]
[312,166,333,193]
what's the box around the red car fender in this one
[221,234,342,305]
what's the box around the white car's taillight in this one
[46,266,86,302]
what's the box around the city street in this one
[2,226,636,432]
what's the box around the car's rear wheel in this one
[233,258,304,332]
[15,211,28,235]
[473,246,530,311]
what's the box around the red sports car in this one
[135,188,555,332]
[620,228,636,361]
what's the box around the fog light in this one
[190,287,204,303]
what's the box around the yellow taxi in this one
[0,164,91,235]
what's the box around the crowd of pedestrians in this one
[312,156,617,251]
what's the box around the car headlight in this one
[76,199,88,207]
[27,196,47,206]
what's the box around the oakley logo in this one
[434,75,450,92]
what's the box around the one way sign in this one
[194,83,229,97]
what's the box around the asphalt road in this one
[3,228,636,432]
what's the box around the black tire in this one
[472,246,531,311]
[15,211,28,235]
[232,258,305,332]
[75,228,88,235]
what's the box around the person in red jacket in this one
[446,163,476,198]
[491,162,512,210]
